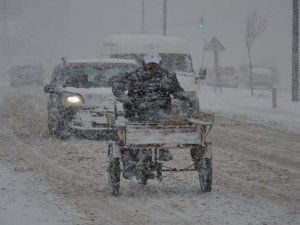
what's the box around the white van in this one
[101,34,204,93]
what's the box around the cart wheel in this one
[107,144,121,196]
[156,163,163,182]
[198,158,212,192]
[141,173,148,185]
[108,158,121,195]
[137,165,148,185]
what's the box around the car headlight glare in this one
[63,92,84,106]
[67,96,81,104]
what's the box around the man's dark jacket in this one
[112,67,189,119]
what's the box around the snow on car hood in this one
[62,87,118,110]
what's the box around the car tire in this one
[48,115,70,139]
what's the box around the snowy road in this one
[0,86,299,225]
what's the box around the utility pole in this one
[163,0,167,35]
[141,0,145,34]
[292,0,299,102]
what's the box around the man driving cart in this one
[108,52,212,196]
[113,52,197,159]
[112,51,198,121]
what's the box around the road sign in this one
[205,37,225,52]
[205,37,225,93]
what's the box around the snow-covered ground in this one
[0,164,83,225]
[0,84,299,225]
[198,85,300,130]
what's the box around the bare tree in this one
[244,11,266,96]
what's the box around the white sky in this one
[4,0,293,89]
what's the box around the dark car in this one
[44,57,138,139]
[9,64,44,87]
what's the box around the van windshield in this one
[111,53,194,73]
[161,54,193,73]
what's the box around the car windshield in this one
[111,53,193,73]
[55,63,136,88]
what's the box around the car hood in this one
[61,87,120,110]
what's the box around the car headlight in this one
[63,92,84,106]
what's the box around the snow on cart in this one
[106,113,214,196]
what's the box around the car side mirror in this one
[198,68,206,80]
[44,84,54,93]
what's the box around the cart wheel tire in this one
[198,158,212,192]
[108,158,121,196]
[141,174,147,185]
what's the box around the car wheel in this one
[48,115,70,139]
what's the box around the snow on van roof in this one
[65,58,137,64]
[102,34,190,54]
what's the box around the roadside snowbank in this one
[198,85,300,130]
